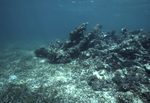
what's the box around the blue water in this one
[0,0,150,43]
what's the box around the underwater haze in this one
[0,0,150,43]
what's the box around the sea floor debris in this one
[0,23,150,103]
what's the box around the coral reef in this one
[34,22,150,102]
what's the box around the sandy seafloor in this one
[0,40,149,103]
[0,42,108,103]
